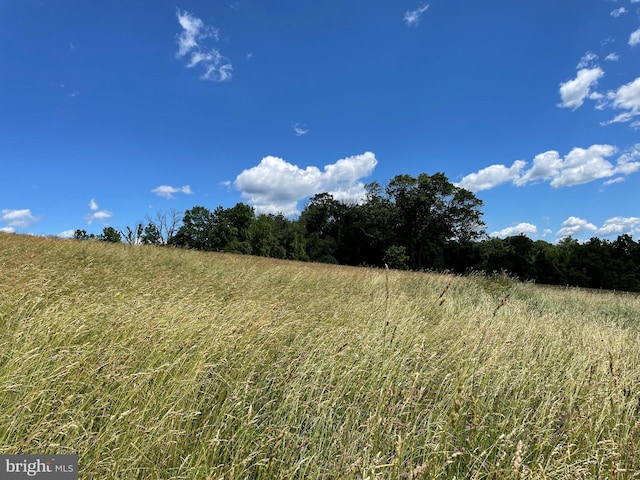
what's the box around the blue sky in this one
[1,0,639,242]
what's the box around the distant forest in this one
[74,173,640,293]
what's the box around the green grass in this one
[1,232,640,479]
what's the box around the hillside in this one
[1,233,640,479]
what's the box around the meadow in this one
[1,232,640,479]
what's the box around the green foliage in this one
[142,222,162,245]
[383,245,409,270]
[385,172,485,270]
[99,226,122,243]
[68,171,640,293]
[73,229,89,240]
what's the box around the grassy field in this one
[1,233,640,479]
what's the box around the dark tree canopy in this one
[71,171,640,293]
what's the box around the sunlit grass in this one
[1,232,640,478]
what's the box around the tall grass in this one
[1,232,640,478]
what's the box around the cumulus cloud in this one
[0,209,39,229]
[176,10,232,82]
[598,217,640,237]
[556,217,598,238]
[555,216,640,239]
[89,198,99,211]
[600,77,640,127]
[58,230,76,239]
[457,144,640,192]
[605,52,620,62]
[0,227,14,233]
[151,185,193,199]
[490,223,538,238]
[558,67,604,110]
[404,3,430,27]
[234,152,378,215]
[456,161,526,192]
[630,28,640,47]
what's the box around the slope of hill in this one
[1,233,640,479]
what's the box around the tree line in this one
[74,172,640,293]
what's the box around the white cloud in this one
[605,53,620,62]
[85,210,112,225]
[458,144,640,192]
[456,161,526,192]
[176,10,218,56]
[556,217,597,238]
[556,215,640,238]
[84,199,112,224]
[0,227,14,233]
[0,209,39,229]
[597,217,640,237]
[610,7,628,17]
[547,145,620,188]
[577,52,598,69]
[600,77,640,126]
[630,28,640,47]
[175,10,232,82]
[151,185,194,199]
[490,223,538,238]
[404,3,430,27]
[600,37,614,47]
[58,230,76,239]
[234,152,378,215]
[293,123,309,136]
[603,177,625,185]
[558,67,604,110]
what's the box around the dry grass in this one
[1,232,640,479]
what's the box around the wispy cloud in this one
[84,199,112,225]
[234,152,378,215]
[404,3,430,27]
[605,52,620,62]
[151,185,194,199]
[175,10,232,82]
[0,209,40,230]
[293,123,309,136]
[610,7,628,17]
[457,144,640,192]
[576,52,598,69]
